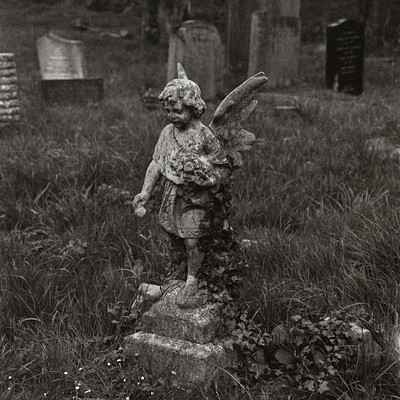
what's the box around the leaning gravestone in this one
[248,0,301,88]
[37,32,103,105]
[0,54,20,130]
[167,20,223,100]
[325,19,365,95]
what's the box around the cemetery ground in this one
[1,1,400,399]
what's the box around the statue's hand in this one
[132,192,149,217]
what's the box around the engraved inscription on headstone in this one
[326,19,365,95]
[37,32,87,80]
[0,53,20,129]
[167,20,223,100]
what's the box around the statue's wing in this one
[209,72,267,167]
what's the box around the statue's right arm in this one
[132,160,161,212]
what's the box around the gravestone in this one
[0,54,20,130]
[248,0,301,88]
[167,20,223,100]
[325,19,365,95]
[37,32,87,80]
[225,0,258,87]
[37,32,103,105]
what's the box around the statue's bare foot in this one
[176,277,207,309]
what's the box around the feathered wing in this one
[209,72,268,167]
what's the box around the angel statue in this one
[132,64,267,308]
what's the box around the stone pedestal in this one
[124,284,232,387]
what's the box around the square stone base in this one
[142,284,221,344]
[124,332,232,387]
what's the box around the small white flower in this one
[140,376,145,380]
[63,371,68,375]
[78,367,83,371]
[84,390,91,394]
[171,370,177,375]
[8,376,12,380]
[117,358,122,363]
[75,386,80,390]
[123,378,127,382]
[151,392,154,396]
[107,362,111,366]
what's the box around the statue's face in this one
[164,101,192,130]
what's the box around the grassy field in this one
[1,1,400,399]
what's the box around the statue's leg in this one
[165,232,186,280]
[184,238,204,287]
[176,238,206,308]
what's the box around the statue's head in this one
[159,64,206,118]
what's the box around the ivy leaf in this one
[318,380,330,394]
[272,324,288,344]
[304,380,315,391]
[238,322,246,330]
[223,338,235,351]
[274,348,294,366]
[249,362,268,379]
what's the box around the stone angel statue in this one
[133,64,267,308]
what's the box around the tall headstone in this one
[225,0,258,87]
[248,0,301,88]
[0,54,20,130]
[325,19,365,95]
[37,32,87,80]
[36,32,103,105]
[167,20,223,100]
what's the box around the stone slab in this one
[0,92,18,100]
[141,284,221,344]
[167,20,223,100]
[248,5,300,88]
[41,79,103,105]
[0,68,17,77]
[37,32,87,80]
[124,332,231,387]
[0,84,17,92]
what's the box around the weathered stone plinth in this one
[124,332,231,386]
[142,284,221,344]
[125,284,231,387]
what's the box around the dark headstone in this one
[41,79,103,105]
[326,19,365,95]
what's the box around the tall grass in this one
[1,0,400,398]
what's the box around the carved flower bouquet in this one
[170,152,215,186]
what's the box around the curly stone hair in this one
[159,78,206,118]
